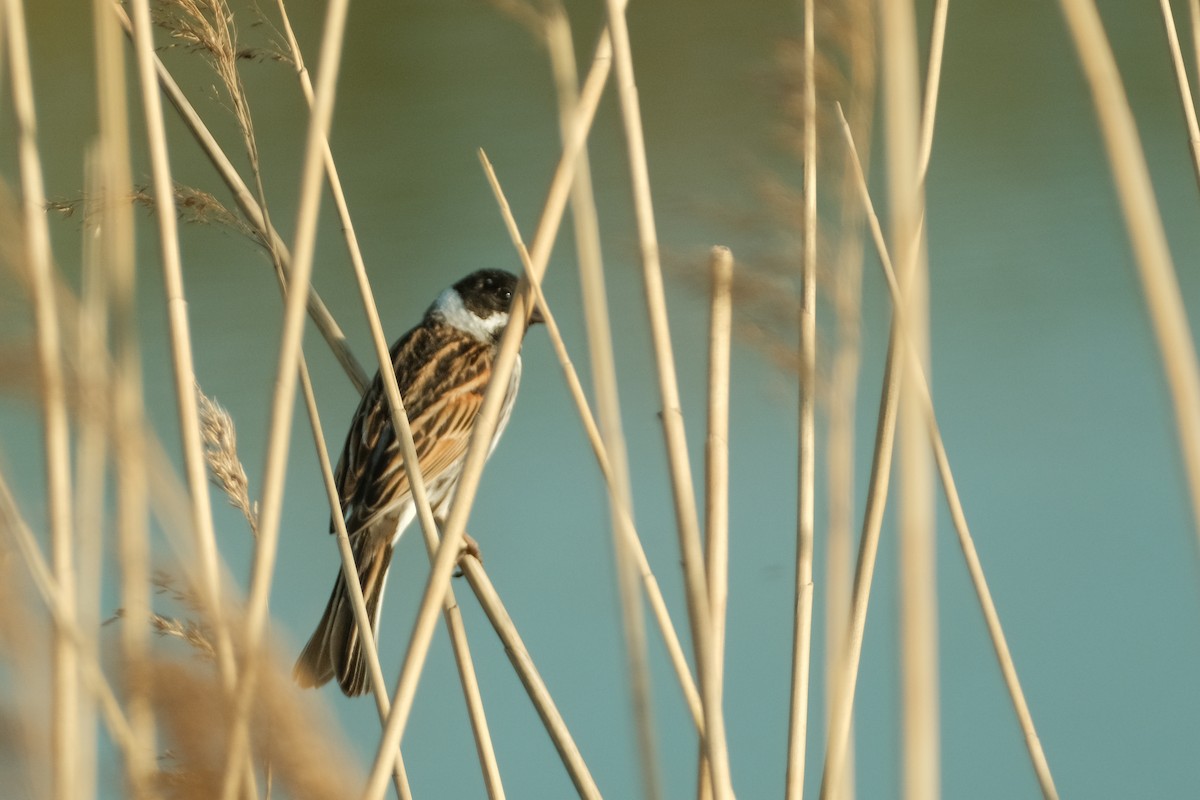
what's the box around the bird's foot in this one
[453,532,481,578]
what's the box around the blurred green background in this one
[3,0,1200,797]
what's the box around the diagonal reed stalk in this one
[483,146,717,796]
[293,363,415,800]
[3,3,80,797]
[836,103,1060,800]
[1058,0,1200,559]
[111,3,371,395]
[1051,0,1200,551]
[220,0,354,795]
[820,1,950,795]
[126,0,242,707]
[480,141,703,731]
[263,2,500,792]
[0,474,144,769]
[537,10,661,794]
[361,10,628,796]
[785,0,818,793]
[1156,0,1200,190]
[602,1,733,796]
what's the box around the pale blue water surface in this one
[4,0,1200,798]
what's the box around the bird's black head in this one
[454,269,519,318]
[431,269,541,343]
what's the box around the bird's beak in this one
[526,303,545,326]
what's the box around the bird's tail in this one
[293,532,394,697]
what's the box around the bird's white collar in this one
[433,288,510,343]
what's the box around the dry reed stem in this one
[127,0,241,705]
[542,7,672,796]
[1160,1,1200,190]
[602,1,733,796]
[88,1,144,789]
[821,0,949,789]
[361,13,623,797]
[459,555,601,799]
[481,146,676,796]
[295,358,414,800]
[75,156,108,800]
[1059,0,1200,558]
[916,0,950,181]
[704,247,733,710]
[222,0,353,795]
[0,473,143,770]
[1192,0,1200,90]
[785,0,818,793]
[700,246,734,800]
[266,4,500,793]
[111,4,370,394]
[877,3,939,799]
[823,8,875,799]
[3,3,80,796]
[836,104,1060,799]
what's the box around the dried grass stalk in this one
[2,3,81,796]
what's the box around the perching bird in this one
[294,269,540,696]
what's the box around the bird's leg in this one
[440,516,481,577]
[461,531,482,563]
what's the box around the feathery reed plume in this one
[49,185,262,245]
[196,385,259,535]
[147,654,359,800]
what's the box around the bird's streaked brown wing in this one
[332,324,493,536]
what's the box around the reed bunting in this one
[295,269,541,696]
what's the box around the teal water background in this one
[4,0,1200,797]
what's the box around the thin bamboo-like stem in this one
[1191,0,1200,90]
[821,0,949,787]
[110,4,370,394]
[1060,0,1200,554]
[877,3,939,799]
[296,359,414,800]
[126,0,239,696]
[917,0,950,181]
[221,0,353,795]
[823,11,875,800]
[704,246,734,709]
[1157,0,1200,194]
[837,105,1059,799]
[540,10,662,796]
[0,476,143,767]
[3,4,78,796]
[482,147,675,798]
[269,4,499,793]
[602,1,732,796]
[785,0,818,793]
[361,15,622,797]
[700,246,734,800]
[459,554,601,799]
[479,150,701,731]
[75,154,108,800]
[92,0,155,792]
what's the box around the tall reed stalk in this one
[4,2,1196,798]
[3,2,79,796]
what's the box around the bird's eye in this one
[504,289,512,301]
